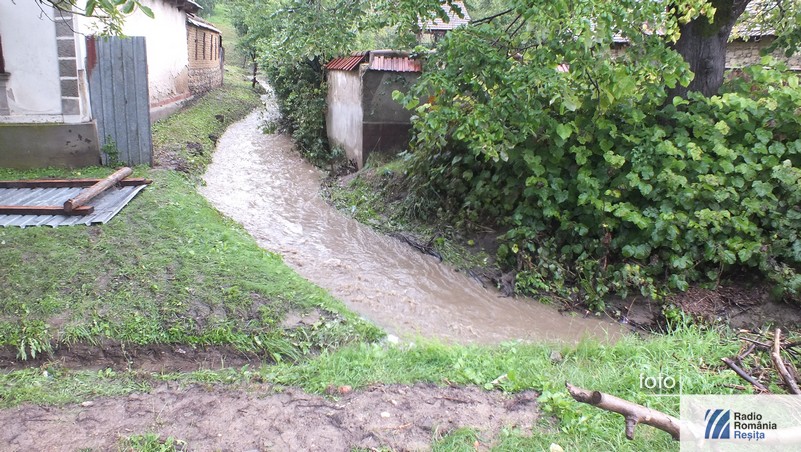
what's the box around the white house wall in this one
[78,0,191,112]
[0,1,64,121]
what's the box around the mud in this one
[0,342,256,372]
[200,99,624,345]
[0,383,539,451]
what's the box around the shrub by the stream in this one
[264,60,331,164]
[400,25,801,308]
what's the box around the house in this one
[77,0,222,120]
[326,50,422,169]
[186,14,224,96]
[727,3,801,70]
[0,0,223,169]
[419,0,471,43]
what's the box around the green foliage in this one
[228,0,467,165]
[47,0,154,36]
[399,1,801,307]
[119,433,186,452]
[263,60,331,164]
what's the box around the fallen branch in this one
[772,328,801,395]
[565,382,681,440]
[721,357,770,393]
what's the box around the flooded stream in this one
[201,104,624,344]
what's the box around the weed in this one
[118,433,186,452]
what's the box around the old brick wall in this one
[187,24,222,95]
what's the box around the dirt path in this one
[1,383,538,451]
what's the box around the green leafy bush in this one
[401,22,801,308]
[264,60,331,164]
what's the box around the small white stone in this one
[80,401,94,407]
[380,411,391,418]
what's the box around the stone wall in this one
[726,37,801,70]
[187,24,222,95]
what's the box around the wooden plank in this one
[110,38,130,165]
[64,167,133,213]
[0,177,152,189]
[0,205,94,216]
[133,37,152,165]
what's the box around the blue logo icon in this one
[705,409,731,439]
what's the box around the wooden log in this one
[0,177,151,189]
[63,167,132,213]
[772,328,801,395]
[565,382,682,440]
[721,357,770,393]
[0,205,94,216]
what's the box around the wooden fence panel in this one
[87,36,152,166]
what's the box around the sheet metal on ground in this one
[0,186,146,227]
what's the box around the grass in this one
[0,324,744,451]
[0,6,761,452]
[0,8,379,361]
[0,167,379,359]
[150,68,262,175]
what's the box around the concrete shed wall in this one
[360,70,418,165]
[326,70,363,166]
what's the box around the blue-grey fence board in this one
[87,36,152,166]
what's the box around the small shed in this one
[326,50,422,169]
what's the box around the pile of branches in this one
[722,328,801,394]
[566,328,800,442]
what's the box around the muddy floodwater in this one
[201,105,624,344]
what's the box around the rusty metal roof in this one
[0,186,146,228]
[187,14,221,34]
[369,55,422,73]
[325,52,367,71]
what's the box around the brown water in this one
[201,106,624,344]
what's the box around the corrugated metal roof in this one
[325,53,367,71]
[187,14,222,34]
[369,55,422,73]
[0,185,146,228]
[423,0,471,31]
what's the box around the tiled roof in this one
[423,0,471,31]
[326,51,422,73]
[325,52,367,71]
[369,55,422,73]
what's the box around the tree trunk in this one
[669,0,751,98]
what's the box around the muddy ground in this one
[1,382,539,451]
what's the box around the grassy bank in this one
[1,325,745,450]
[0,8,378,362]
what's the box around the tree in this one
[39,0,154,35]
[670,2,752,97]
[670,0,801,97]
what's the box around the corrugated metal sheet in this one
[325,52,367,71]
[369,55,422,73]
[187,15,222,34]
[0,186,146,228]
